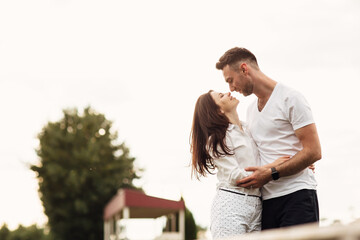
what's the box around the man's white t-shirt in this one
[246,83,317,200]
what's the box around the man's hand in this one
[236,166,272,188]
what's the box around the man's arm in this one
[276,123,321,176]
[236,123,321,188]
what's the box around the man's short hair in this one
[216,47,258,70]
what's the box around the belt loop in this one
[243,192,248,204]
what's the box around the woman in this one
[190,90,289,239]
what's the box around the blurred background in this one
[0,0,359,239]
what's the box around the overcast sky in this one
[1,0,360,237]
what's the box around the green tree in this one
[0,224,50,240]
[185,207,197,240]
[7,224,49,240]
[0,224,10,240]
[31,107,140,240]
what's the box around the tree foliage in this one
[31,107,140,240]
[0,224,50,240]
[185,207,197,240]
[0,224,10,240]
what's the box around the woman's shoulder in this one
[225,123,247,147]
[227,122,247,134]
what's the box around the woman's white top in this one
[212,123,261,197]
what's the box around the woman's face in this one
[210,91,239,113]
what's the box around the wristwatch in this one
[271,167,280,180]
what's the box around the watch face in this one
[272,172,279,180]
[271,168,279,180]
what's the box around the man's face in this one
[222,64,253,96]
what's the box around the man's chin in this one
[237,90,252,97]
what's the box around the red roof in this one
[104,188,185,220]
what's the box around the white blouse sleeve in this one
[213,133,251,186]
[214,154,250,186]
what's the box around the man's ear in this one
[240,62,248,74]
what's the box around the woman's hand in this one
[308,164,315,173]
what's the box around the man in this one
[215,47,322,230]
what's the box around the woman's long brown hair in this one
[190,90,233,179]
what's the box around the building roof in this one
[103,188,185,220]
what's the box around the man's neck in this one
[252,71,277,112]
[253,72,277,100]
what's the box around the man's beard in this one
[242,83,253,96]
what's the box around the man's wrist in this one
[266,168,273,182]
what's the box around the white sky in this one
[1,0,360,236]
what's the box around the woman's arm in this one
[214,154,251,186]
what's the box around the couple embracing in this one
[190,47,322,239]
